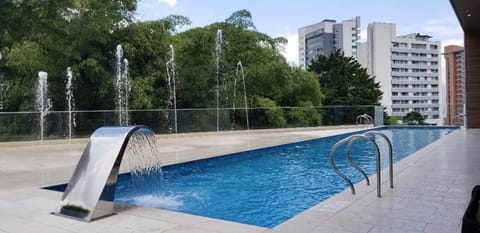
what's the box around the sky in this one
[135,0,464,65]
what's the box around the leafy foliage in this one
[403,111,426,125]
[308,50,382,124]
[225,9,256,30]
[1,6,326,131]
[308,50,382,106]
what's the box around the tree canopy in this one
[308,50,382,106]
[403,111,426,125]
[308,50,382,124]
[0,6,325,132]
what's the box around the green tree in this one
[403,111,426,125]
[172,10,323,128]
[308,50,382,124]
[251,96,286,128]
[308,50,382,106]
[115,18,179,109]
[0,0,138,111]
[225,9,256,30]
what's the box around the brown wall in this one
[443,45,464,125]
[465,33,480,128]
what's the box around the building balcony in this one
[391,80,439,85]
[391,87,439,92]
[391,71,440,77]
[392,96,439,101]
[391,55,438,62]
[392,104,437,108]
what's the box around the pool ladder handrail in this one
[356,114,373,128]
[328,131,393,197]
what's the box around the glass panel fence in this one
[0,106,376,142]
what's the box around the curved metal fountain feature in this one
[55,125,157,221]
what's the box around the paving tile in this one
[1,128,479,233]
[367,225,417,233]
[322,217,374,233]
[267,208,334,233]
[310,225,356,233]
[422,222,461,233]
[0,215,72,233]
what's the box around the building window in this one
[412,60,428,65]
[412,43,427,49]
[392,60,408,64]
[392,76,409,81]
[412,69,427,73]
[413,100,428,104]
[392,52,408,56]
[430,44,438,50]
[392,84,409,88]
[392,68,408,72]
[412,84,428,88]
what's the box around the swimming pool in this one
[109,126,456,228]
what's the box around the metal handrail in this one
[346,137,371,186]
[329,134,381,196]
[329,131,394,198]
[356,114,373,127]
[363,131,394,189]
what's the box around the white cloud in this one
[440,39,463,48]
[421,18,462,37]
[157,0,177,7]
[398,17,463,44]
[280,33,299,66]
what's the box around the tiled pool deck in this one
[0,126,478,232]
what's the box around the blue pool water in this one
[110,126,456,228]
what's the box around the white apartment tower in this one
[366,22,441,124]
[298,16,360,69]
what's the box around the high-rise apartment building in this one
[298,17,360,69]
[443,45,465,125]
[364,22,441,124]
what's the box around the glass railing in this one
[0,106,377,142]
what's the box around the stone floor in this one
[0,126,478,233]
